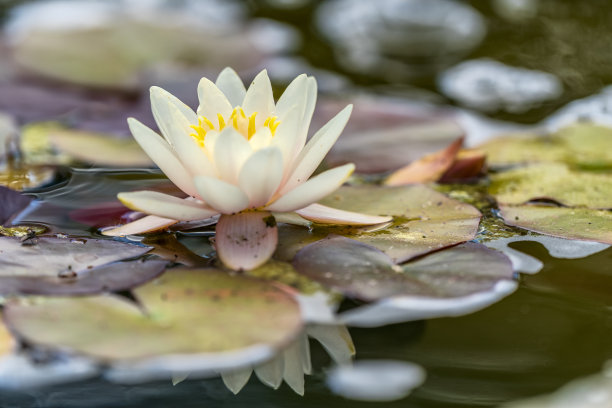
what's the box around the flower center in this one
[190,107,280,147]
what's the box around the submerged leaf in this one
[5,268,302,379]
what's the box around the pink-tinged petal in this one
[196,77,233,127]
[215,212,278,270]
[280,105,353,194]
[194,176,249,214]
[249,127,273,151]
[150,87,215,177]
[266,163,355,212]
[216,67,246,107]
[102,215,178,237]
[214,128,253,184]
[275,74,307,120]
[242,70,275,122]
[270,105,302,170]
[118,191,219,221]
[238,147,284,208]
[296,203,392,225]
[127,118,198,197]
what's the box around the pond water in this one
[1,1,612,407]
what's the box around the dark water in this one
[2,1,612,407]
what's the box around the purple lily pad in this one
[294,236,514,301]
[0,235,162,295]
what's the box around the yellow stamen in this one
[248,112,257,139]
[217,113,226,130]
[239,107,246,118]
[202,116,215,130]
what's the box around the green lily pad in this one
[0,236,163,295]
[479,124,612,170]
[277,185,482,264]
[293,236,514,302]
[4,268,302,374]
[489,163,612,209]
[499,204,612,245]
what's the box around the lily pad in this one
[321,185,481,263]
[293,237,516,326]
[5,267,302,379]
[294,236,514,300]
[0,235,163,294]
[48,129,153,167]
[499,204,612,245]
[489,163,612,209]
[479,124,612,170]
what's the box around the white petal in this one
[196,77,232,126]
[296,203,392,225]
[216,67,246,107]
[214,128,252,184]
[194,176,249,214]
[275,74,307,120]
[221,368,252,394]
[242,70,275,120]
[150,87,215,177]
[281,105,352,194]
[148,87,196,144]
[215,212,278,270]
[270,105,302,170]
[238,147,284,208]
[266,163,355,212]
[282,339,305,395]
[127,118,198,197]
[248,127,273,151]
[302,77,318,133]
[254,355,284,389]
[307,324,355,365]
[117,191,218,221]
[102,215,177,237]
[298,331,312,375]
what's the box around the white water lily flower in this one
[104,68,390,269]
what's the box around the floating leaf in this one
[0,236,161,295]
[5,268,302,380]
[294,237,514,301]
[385,137,464,186]
[0,186,32,225]
[490,163,612,209]
[499,204,612,245]
[322,186,481,259]
[48,129,153,167]
[293,237,516,327]
[479,124,612,170]
[299,185,482,263]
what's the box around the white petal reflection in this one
[327,360,426,402]
[218,324,354,395]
